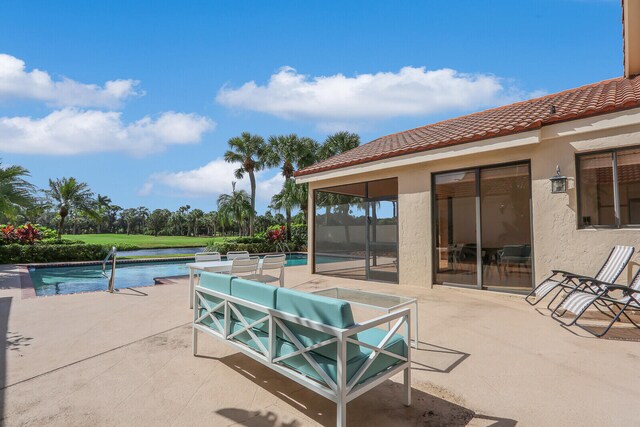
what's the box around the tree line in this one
[0,131,359,239]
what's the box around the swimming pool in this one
[28,253,338,296]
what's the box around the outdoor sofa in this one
[192,272,412,427]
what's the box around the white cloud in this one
[217,66,543,128]
[141,158,285,202]
[0,53,141,108]
[0,108,215,155]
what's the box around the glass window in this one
[578,145,640,228]
[578,153,615,226]
[618,147,640,226]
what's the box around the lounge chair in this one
[524,245,634,308]
[550,268,640,337]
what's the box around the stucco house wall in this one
[305,110,640,289]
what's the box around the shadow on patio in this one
[214,351,514,427]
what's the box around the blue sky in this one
[0,0,623,214]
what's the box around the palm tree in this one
[317,131,360,160]
[265,134,318,239]
[203,211,219,236]
[46,177,96,239]
[270,179,308,227]
[177,205,190,235]
[120,208,138,235]
[0,162,36,222]
[217,182,252,236]
[136,206,150,234]
[95,194,111,233]
[224,132,267,236]
[266,134,318,179]
[188,208,204,236]
[146,208,170,236]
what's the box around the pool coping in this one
[18,265,37,299]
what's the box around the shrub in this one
[42,237,83,245]
[0,223,58,245]
[1,224,42,245]
[234,236,265,244]
[290,223,307,250]
[0,243,110,264]
[207,240,275,254]
[266,225,286,243]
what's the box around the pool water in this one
[29,253,335,296]
[118,247,206,257]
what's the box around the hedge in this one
[0,243,111,264]
[207,240,276,254]
[207,236,306,254]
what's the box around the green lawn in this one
[68,234,225,249]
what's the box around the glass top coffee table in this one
[310,287,419,349]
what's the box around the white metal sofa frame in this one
[193,284,411,427]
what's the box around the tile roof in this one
[295,76,640,177]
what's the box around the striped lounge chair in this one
[551,267,640,337]
[524,246,635,310]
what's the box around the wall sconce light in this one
[549,165,567,193]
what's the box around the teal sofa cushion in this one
[276,288,355,328]
[275,288,356,361]
[274,326,407,386]
[198,273,233,316]
[230,278,277,333]
[200,272,233,294]
[228,319,269,354]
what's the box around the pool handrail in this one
[102,246,117,292]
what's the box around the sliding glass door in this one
[315,178,398,283]
[434,170,479,286]
[433,162,533,291]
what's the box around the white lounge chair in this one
[525,245,634,309]
[246,253,286,287]
[551,267,640,337]
[226,251,250,261]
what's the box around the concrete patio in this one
[1,264,638,426]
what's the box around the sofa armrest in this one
[343,308,411,338]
